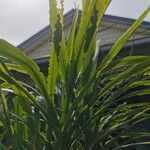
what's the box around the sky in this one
[0,0,150,46]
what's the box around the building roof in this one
[18,9,150,50]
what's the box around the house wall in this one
[28,40,50,59]
[28,25,71,59]
[26,22,150,59]
[97,23,149,46]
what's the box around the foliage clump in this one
[0,0,150,149]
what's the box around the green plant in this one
[0,0,150,149]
